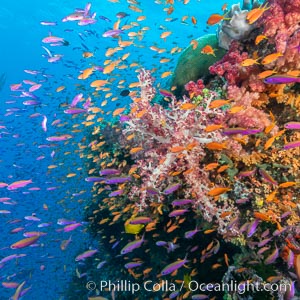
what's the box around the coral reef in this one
[79,0,300,299]
[170,34,226,96]
[217,3,257,50]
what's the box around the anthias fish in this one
[264,74,300,84]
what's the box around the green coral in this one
[171,34,226,96]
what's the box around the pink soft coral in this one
[184,79,205,97]
[209,41,251,85]
[122,69,239,236]
[225,86,274,130]
[261,0,300,69]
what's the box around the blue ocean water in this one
[0,1,250,299]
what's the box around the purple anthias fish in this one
[171,199,194,206]
[0,254,26,264]
[264,247,279,264]
[264,74,300,84]
[223,128,262,135]
[105,176,131,184]
[99,168,121,176]
[191,295,209,300]
[99,15,111,22]
[102,29,123,38]
[63,223,82,232]
[57,218,77,225]
[169,209,189,217]
[159,89,174,97]
[96,260,107,269]
[184,228,200,239]
[121,234,145,254]
[258,237,272,247]
[64,108,87,115]
[284,280,295,300]
[24,216,41,221]
[70,93,83,107]
[283,140,300,150]
[109,189,124,197]
[259,169,278,185]
[124,261,143,269]
[116,12,129,19]
[160,255,188,275]
[238,168,256,178]
[75,249,98,261]
[40,21,57,26]
[41,115,47,132]
[85,177,105,182]
[257,246,270,255]
[23,100,41,106]
[129,217,152,225]
[284,122,300,130]
[169,291,180,299]
[247,219,260,237]
[46,134,73,142]
[163,183,181,195]
[119,115,130,122]
[145,187,160,195]
[78,18,97,26]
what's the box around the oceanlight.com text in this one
[86,279,293,295]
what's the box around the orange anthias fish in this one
[201,45,216,57]
[190,39,198,50]
[180,103,197,110]
[209,99,231,109]
[240,58,260,67]
[246,3,270,24]
[261,52,283,65]
[205,142,227,150]
[258,70,277,79]
[255,35,268,45]
[207,187,231,196]
[206,13,229,25]
[205,124,224,132]
[191,16,197,25]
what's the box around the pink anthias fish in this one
[46,134,73,142]
[64,108,87,115]
[48,54,63,63]
[41,115,47,132]
[29,84,42,92]
[63,222,82,232]
[62,2,94,24]
[75,249,98,261]
[102,29,123,38]
[7,179,33,190]
[70,93,83,108]
[11,281,26,300]
[42,35,65,44]
[60,235,72,251]
[0,254,26,264]
[40,21,57,26]
[10,236,40,249]
[10,83,22,91]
